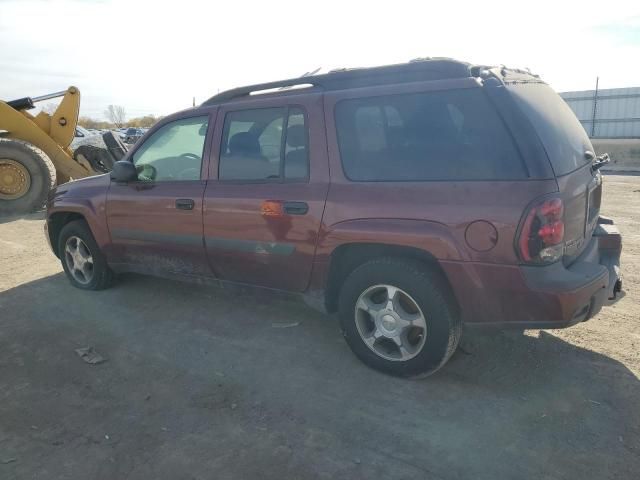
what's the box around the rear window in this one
[334,88,526,181]
[507,82,592,176]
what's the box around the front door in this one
[106,113,214,277]
[203,94,329,291]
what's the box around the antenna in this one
[302,67,322,77]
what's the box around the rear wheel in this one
[58,220,114,290]
[0,139,56,214]
[338,257,461,378]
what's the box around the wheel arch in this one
[323,242,457,313]
[47,211,87,257]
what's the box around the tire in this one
[73,131,127,174]
[338,257,461,378]
[58,220,114,290]
[0,139,56,214]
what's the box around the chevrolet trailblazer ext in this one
[46,58,623,377]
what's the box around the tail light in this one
[517,197,565,264]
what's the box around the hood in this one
[51,173,110,198]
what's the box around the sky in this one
[1,0,639,121]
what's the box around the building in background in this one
[560,87,640,139]
[560,86,640,172]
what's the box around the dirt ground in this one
[0,175,638,480]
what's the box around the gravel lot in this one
[0,174,638,480]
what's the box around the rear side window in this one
[219,107,308,181]
[335,89,525,181]
[507,82,592,176]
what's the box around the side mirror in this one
[110,160,138,182]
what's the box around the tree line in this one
[41,103,161,130]
[78,114,162,130]
[77,104,162,130]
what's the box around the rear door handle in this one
[175,198,195,210]
[283,201,309,215]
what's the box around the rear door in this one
[506,81,601,262]
[106,112,214,276]
[203,93,329,291]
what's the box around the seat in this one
[228,132,262,157]
[220,132,274,179]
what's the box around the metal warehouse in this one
[560,86,640,139]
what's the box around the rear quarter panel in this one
[317,82,559,323]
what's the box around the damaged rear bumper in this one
[450,216,623,329]
[518,216,622,328]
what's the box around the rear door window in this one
[335,88,526,181]
[219,107,309,181]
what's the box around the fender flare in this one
[47,198,109,255]
[317,218,467,261]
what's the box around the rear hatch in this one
[506,79,601,264]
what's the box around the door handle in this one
[283,201,309,215]
[175,198,195,210]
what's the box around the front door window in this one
[132,116,209,182]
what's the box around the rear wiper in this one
[591,153,610,172]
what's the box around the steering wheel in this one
[179,153,201,161]
[176,153,202,180]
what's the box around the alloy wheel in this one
[354,284,427,362]
[64,236,94,285]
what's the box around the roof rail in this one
[202,58,472,106]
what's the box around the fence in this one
[560,86,640,139]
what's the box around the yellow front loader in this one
[0,87,120,214]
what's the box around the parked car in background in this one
[123,127,144,144]
[45,58,623,378]
[116,128,127,140]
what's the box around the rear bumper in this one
[443,217,622,329]
[518,219,622,328]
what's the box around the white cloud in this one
[1,0,639,119]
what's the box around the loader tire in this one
[0,139,56,215]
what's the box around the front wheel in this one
[58,220,114,290]
[338,258,461,378]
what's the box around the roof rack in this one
[202,58,472,106]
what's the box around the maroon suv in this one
[46,59,623,377]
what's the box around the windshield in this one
[507,82,593,176]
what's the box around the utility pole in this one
[591,77,599,138]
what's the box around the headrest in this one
[229,132,260,155]
[286,125,306,148]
